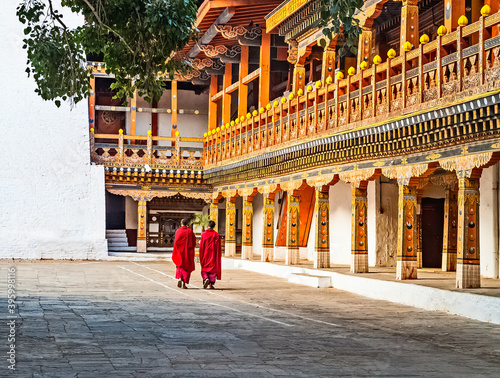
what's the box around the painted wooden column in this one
[321,47,336,84]
[416,189,423,269]
[442,188,458,271]
[456,177,480,288]
[209,75,218,131]
[357,27,373,69]
[239,46,249,118]
[292,64,306,95]
[400,0,419,55]
[130,89,137,137]
[285,193,300,265]
[351,185,368,273]
[222,63,232,126]
[262,193,275,262]
[225,198,236,257]
[241,196,254,260]
[137,200,148,253]
[444,0,465,34]
[89,77,96,130]
[210,201,219,232]
[314,188,330,269]
[396,183,418,280]
[171,80,178,137]
[259,32,271,108]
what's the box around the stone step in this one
[108,246,137,252]
[107,251,172,261]
[106,231,127,236]
[107,237,129,243]
[108,242,129,247]
[287,273,332,288]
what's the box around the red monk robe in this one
[172,225,196,285]
[198,228,222,288]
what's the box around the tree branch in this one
[48,0,67,29]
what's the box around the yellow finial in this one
[90,128,94,133]
[437,25,447,36]
[458,15,468,27]
[326,76,333,84]
[230,120,235,126]
[147,130,152,136]
[204,132,208,138]
[360,61,368,70]
[336,71,344,80]
[208,130,212,136]
[315,80,322,88]
[281,97,287,103]
[297,88,304,96]
[273,100,279,107]
[216,127,220,133]
[240,115,245,122]
[266,103,272,110]
[481,5,491,17]
[221,125,225,131]
[348,66,356,75]
[175,131,180,137]
[288,92,295,100]
[246,112,252,119]
[403,41,412,52]
[387,49,396,58]
[420,34,429,45]
[119,129,123,134]
[307,84,313,92]
[225,123,229,128]
[235,118,240,124]
[373,55,382,65]
[252,110,258,116]
[259,107,265,113]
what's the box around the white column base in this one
[137,240,147,253]
[261,247,274,262]
[241,245,253,260]
[285,248,299,265]
[314,251,330,269]
[396,260,418,280]
[350,254,368,273]
[456,264,480,288]
[225,242,236,257]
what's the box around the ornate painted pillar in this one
[400,0,419,55]
[456,177,480,288]
[442,188,458,271]
[416,189,423,269]
[225,198,236,257]
[321,46,336,83]
[241,197,254,260]
[137,200,148,253]
[357,27,373,69]
[210,201,219,232]
[314,189,330,269]
[262,193,275,262]
[292,64,306,95]
[351,185,368,273]
[396,183,418,280]
[285,193,300,265]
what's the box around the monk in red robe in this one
[199,220,222,289]
[172,218,196,289]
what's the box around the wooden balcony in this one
[204,12,500,177]
[90,131,208,188]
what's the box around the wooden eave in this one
[180,0,282,60]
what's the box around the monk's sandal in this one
[203,279,210,289]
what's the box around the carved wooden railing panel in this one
[204,12,500,169]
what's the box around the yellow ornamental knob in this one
[373,55,382,65]
[204,132,208,138]
[225,123,230,128]
[246,113,252,119]
[230,120,235,126]
[458,15,468,27]
[119,129,123,134]
[216,127,220,133]
[336,71,344,80]
[252,110,258,116]
[288,92,295,100]
[348,66,356,76]
[281,97,287,104]
[403,41,412,52]
[481,5,491,17]
[235,118,240,124]
[266,103,272,110]
[175,131,180,137]
[326,76,333,84]
[259,107,265,113]
[420,34,429,45]
[221,125,225,131]
[360,61,368,70]
[273,100,279,107]
[240,115,245,122]
[307,84,313,92]
[315,80,322,89]
[208,130,212,136]
[387,49,396,58]
[147,130,152,136]
[437,25,447,36]
[297,88,304,96]
[90,128,94,133]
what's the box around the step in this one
[106,251,173,261]
[107,237,129,243]
[106,229,127,233]
[108,242,130,247]
[287,273,332,288]
[108,246,137,252]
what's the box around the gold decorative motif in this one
[439,152,493,178]
[339,169,375,187]
[222,189,238,198]
[257,184,278,194]
[373,161,385,167]
[238,187,255,197]
[306,174,335,188]
[426,153,441,161]
[106,188,211,202]
[280,180,304,192]
[382,163,429,185]
[492,143,500,149]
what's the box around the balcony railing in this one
[90,130,204,175]
[204,11,500,168]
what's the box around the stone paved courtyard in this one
[1,261,499,377]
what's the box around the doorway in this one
[421,198,445,268]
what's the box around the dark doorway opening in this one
[421,198,444,268]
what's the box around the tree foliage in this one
[318,0,364,58]
[17,0,198,107]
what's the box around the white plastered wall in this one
[0,2,107,260]
[329,182,352,265]
[125,197,138,230]
[252,193,264,258]
[368,181,377,267]
[480,163,500,278]
[376,178,399,266]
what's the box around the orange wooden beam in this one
[171,80,178,137]
[259,32,271,108]
[222,63,232,125]
[238,45,249,118]
[89,77,95,130]
[209,75,218,131]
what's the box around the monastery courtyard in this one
[2,260,499,377]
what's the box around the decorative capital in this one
[439,152,492,178]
